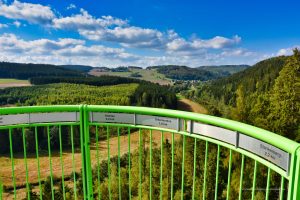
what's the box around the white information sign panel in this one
[187,121,237,145]
[239,134,289,171]
[91,112,134,124]
[0,112,79,125]
[30,112,79,123]
[0,114,29,125]
[136,115,178,130]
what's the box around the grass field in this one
[89,68,172,85]
[0,79,31,89]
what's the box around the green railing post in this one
[289,148,300,200]
[0,178,2,200]
[80,105,87,199]
[83,105,94,200]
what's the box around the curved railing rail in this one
[0,105,299,200]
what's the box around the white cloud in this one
[276,47,298,56]
[221,48,254,57]
[0,23,8,28]
[0,0,55,24]
[0,33,139,66]
[166,35,241,52]
[66,4,76,10]
[80,26,165,48]
[0,33,85,54]
[13,20,21,27]
[53,9,127,30]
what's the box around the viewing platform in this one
[0,105,299,200]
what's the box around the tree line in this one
[0,62,84,79]
[29,76,142,86]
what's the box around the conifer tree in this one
[268,49,300,139]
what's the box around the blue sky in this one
[0,0,299,67]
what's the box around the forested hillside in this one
[186,51,299,141]
[60,65,93,72]
[30,76,142,86]
[146,65,220,80]
[0,62,84,79]
[194,56,287,106]
[198,64,250,75]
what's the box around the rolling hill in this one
[60,65,93,72]
[0,62,84,79]
[197,56,287,105]
[198,64,250,75]
[146,65,220,81]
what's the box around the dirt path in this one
[177,98,208,114]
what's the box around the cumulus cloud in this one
[167,35,241,51]
[13,20,21,27]
[53,9,127,30]
[0,33,85,54]
[276,47,299,56]
[0,33,139,65]
[80,26,166,48]
[0,0,55,24]
[66,3,76,10]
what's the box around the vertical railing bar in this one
[214,145,221,200]
[226,149,232,200]
[139,128,143,200]
[160,130,164,200]
[9,128,17,200]
[251,160,258,200]
[58,125,66,200]
[192,138,197,200]
[70,125,77,200]
[47,126,54,200]
[95,125,101,200]
[279,176,285,200]
[34,126,43,200]
[238,154,245,200]
[181,135,186,200]
[107,126,112,200]
[265,168,271,200]
[84,106,93,199]
[128,127,132,200]
[118,127,121,200]
[0,178,2,200]
[171,132,174,200]
[149,130,153,200]
[22,127,30,199]
[79,106,87,199]
[203,141,208,200]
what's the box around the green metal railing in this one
[0,105,299,200]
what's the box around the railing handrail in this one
[1,105,298,154]
[88,105,300,154]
